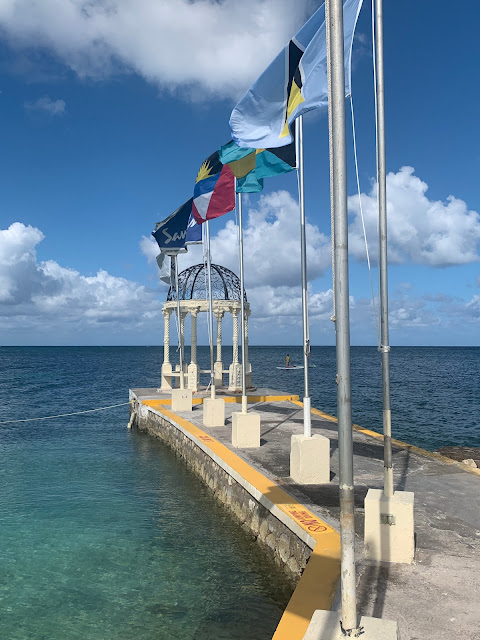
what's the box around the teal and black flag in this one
[219,140,296,193]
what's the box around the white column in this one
[229,308,242,391]
[214,310,224,386]
[180,311,186,372]
[161,308,173,390]
[188,308,199,391]
[245,307,251,388]
[232,311,239,364]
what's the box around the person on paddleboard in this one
[285,354,291,368]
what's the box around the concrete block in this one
[203,397,225,428]
[228,362,242,391]
[171,388,192,413]
[214,361,224,386]
[304,610,399,639]
[187,363,199,392]
[160,362,173,391]
[364,488,415,564]
[231,411,260,448]
[290,434,330,484]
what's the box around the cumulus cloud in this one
[348,166,480,266]
[24,95,66,115]
[0,222,162,334]
[0,0,311,98]
[212,190,331,287]
[141,190,331,289]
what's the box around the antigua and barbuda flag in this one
[219,139,296,193]
[192,151,235,224]
[229,0,363,149]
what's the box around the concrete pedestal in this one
[232,411,260,448]
[290,434,330,484]
[228,362,242,391]
[171,388,192,412]
[214,361,223,387]
[304,610,399,639]
[203,397,225,428]
[187,363,199,392]
[160,362,173,391]
[364,488,415,564]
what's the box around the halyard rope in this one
[0,401,132,424]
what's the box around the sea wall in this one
[130,395,312,584]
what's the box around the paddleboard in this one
[276,365,304,370]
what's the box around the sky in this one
[0,0,479,347]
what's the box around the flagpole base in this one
[203,397,225,428]
[304,611,399,639]
[232,411,260,448]
[290,434,330,484]
[171,388,192,413]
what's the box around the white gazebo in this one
[160,263,252,392]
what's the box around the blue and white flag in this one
[230,0,363,149]
[156,253,174,284]
[185,212,203,245]
[152,197,193,254]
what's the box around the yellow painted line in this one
[142,394,299,408]
[291,400,480,478]
[139,399,340,640]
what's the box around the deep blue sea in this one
[0,346,479,639]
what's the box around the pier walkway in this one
[132,388,480,640]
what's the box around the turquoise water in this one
[0,347,292,640]
[1,346,478,639]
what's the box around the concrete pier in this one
[129,387,480,640]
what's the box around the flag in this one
[229,0,363,149]
[192,150,235,224]
[152,198,192,254]
[185,212,202,244]
[156,253,174,284]
[219,140,296,193]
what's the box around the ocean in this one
[0,345,478,639]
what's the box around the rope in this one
[349,93,381,346]
[0,401,132,425]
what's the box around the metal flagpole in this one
[326,0,359,633]
[374,0,393,498]
[295,115,311,438]
[174,253,185,390]
[205,220,216,400]
[237,191,248,414]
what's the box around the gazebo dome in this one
[167,263,247,302]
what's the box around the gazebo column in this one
[161,307,173,390]
[188,308,199,392]
[229,308,242,391]
[214,310,224,387]
[245,307,252,388]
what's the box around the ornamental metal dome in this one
[167,263,247,302]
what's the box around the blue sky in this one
[0,0,479,346]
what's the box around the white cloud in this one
[142,189,331,289]
[0,0,311,98]
[0,222,162,335]
[210,190,331,287]
[348,166,480,267]
[24,96,66,115]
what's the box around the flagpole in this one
[326,0,358,633]
[295,115,311,438]
[205,220,216,400]
[237,191,248,413]
[174,253,185,390]
[374,0,393,498]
